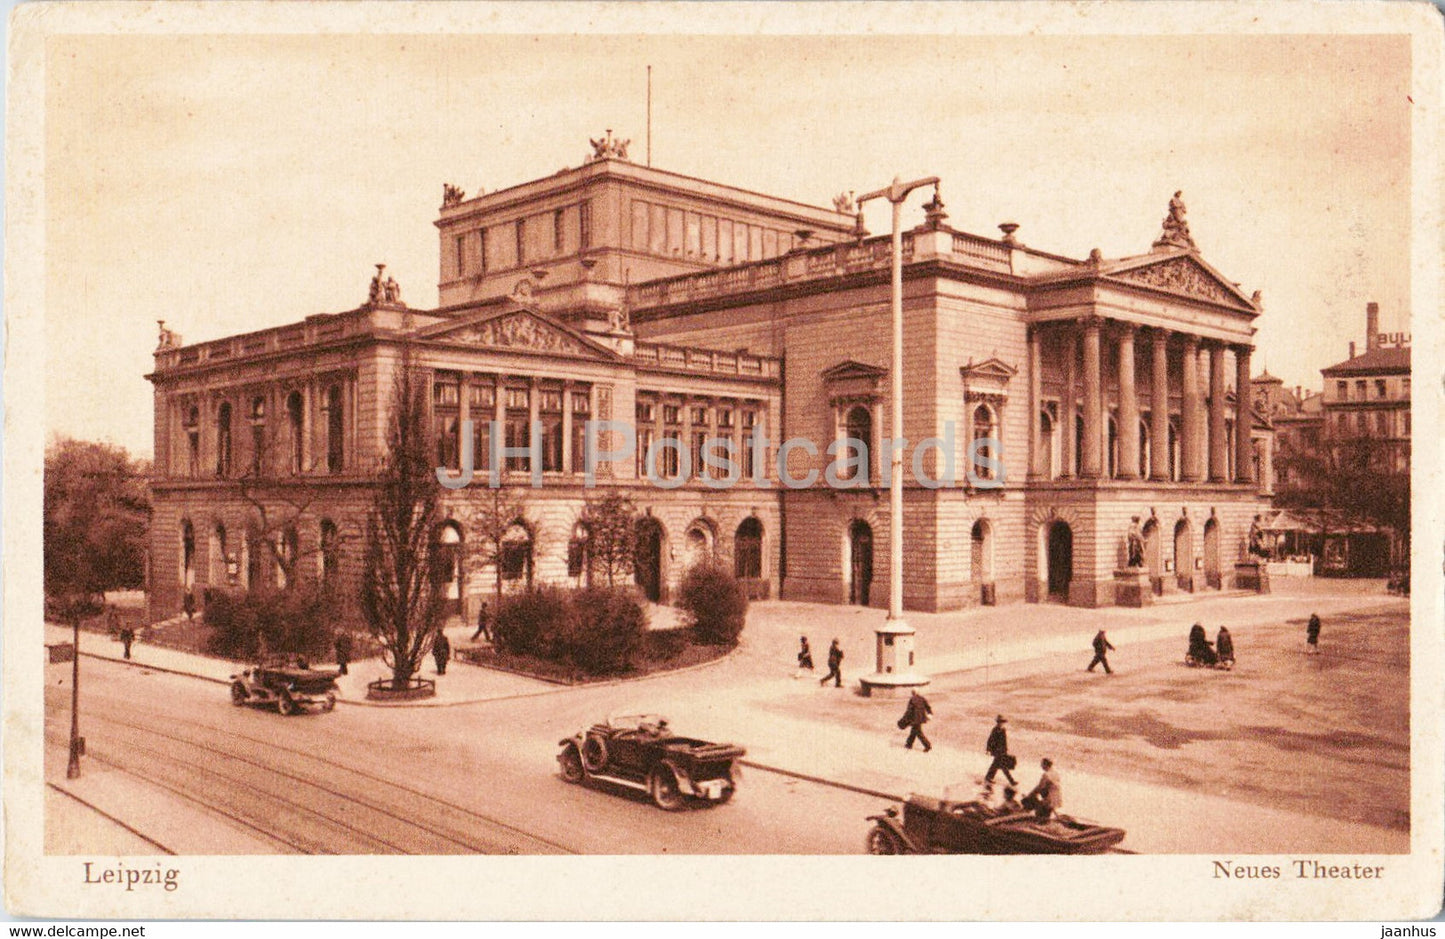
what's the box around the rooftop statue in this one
[156,319,180,350]
[588,129,631,162]
[1154,190,1198,250]
[833,191,856,214]
[442,183,465,207]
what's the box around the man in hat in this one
[898,689,933,751]
[819,638,844,688]
[1087,629,1115,674]
[984,714,1017,786]
[1023,757,1062,820]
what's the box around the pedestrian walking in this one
[1306,613,1321,654]
[1216,626,1235,667]
[897,689,933,751]
[819,638,844,688]
[118,621,135,661]
[433,629,451,675]
[796,636,814,675]
[1023,757,1062,819]
[333,632,353,676]
[472,601,491,643]
[984,714,1017,785]
[182,590,196,622]
[1087,629,1115,674]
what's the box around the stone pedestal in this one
[980,582,997,606]
[859,620,930,698]
[1235,560,1270,594]
[1113,569,1151,608]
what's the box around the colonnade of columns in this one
[1026,318,1254,485]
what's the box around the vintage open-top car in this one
[230,656,340,715]
[557,713,745,810]
[867,790,1127,855]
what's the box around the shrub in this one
[493,585,572,658]
[677,562,748,646]
[204,587,337,661]
[493,585,648,676]
[561,586,648,674]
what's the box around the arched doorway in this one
[848,520,873,606]
[180,519,196,595]
[734,518,763,580]
[567,521,591,585]
[1046,521,1073,601]
[971,519,995,605]
[1203,518,1221,589]
[434,522,464,615]
[634,516,665,602]
[1142,518,1163,595]
[683,520,714,572]
[1174,519,1194,590]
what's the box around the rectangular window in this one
[1404,411,1411,435]
[691,405,709,426]
[479,228,488,272]
[515,219,526,267]
[433,380,460,408]
[637,428,654,477]
[663,404,681,425]
[505,387,530,472]
[742,409,759,478]
[1403,378,1411,396]
[1376,379,1388,399]
[470,382,496,409]
[471,419,492,471]
[541,388,563,472]
[571,391,592,474]
[717,406,734,429]
[455,235,467,278]
[1355,380,1367,400]
[1376,411,1389,436]
[1337,381,1348,401]
[554,209,566,252]
[579,200,593,250]
[636,400,655,424]
[507,388,529,410]
[662,430,681,478]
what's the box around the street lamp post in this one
[67,616,82,778]
[855,176,937,697]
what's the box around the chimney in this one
[1366,302,1380,351]
[1348,341,1356,359]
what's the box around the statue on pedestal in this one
[1154,190,1198,250]
[1126,516,1145,569]
[369,264,387,305]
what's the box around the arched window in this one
[184,406,201,477]
[210,523,228,586]
[735,518,763,580]
[286,391,304,474]
[500,521,533,585]
[1040,409,1055,479]
[972,404,997,481]
[215,402,233,477]
[841,405,872,483]
[319,519,339,588]
[249,396,267,475]
[325,384,345,473]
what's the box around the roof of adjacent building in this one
[1321,345,1411,376]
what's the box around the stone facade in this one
[149,143,1273,620]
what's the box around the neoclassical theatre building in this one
[147,134,1271,623]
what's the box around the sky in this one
[41,24,1414,458]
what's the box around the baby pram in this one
[1185,625,1218,668]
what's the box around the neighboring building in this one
[148,136,1274,621]
[1251,372,1323,493]
[1319,302,1412,475]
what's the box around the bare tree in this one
[360,355,447,688]
[462,483,533,605]
[579,490,637,587]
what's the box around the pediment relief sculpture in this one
[446,312,595,357]
[1116,257,1235,306]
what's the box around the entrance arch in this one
[434,522,464,615]
[1142,517,1162,594]
[734,518,763,580]
[1174,518,1194,590]
[970,519,993,583]
[682,519,715,572]
[848,520,873,606]
[1046,521,1073,601]
[180,519,196,593]
[634,515,665,603]
[1203,517,1221,589]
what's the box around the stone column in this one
[1208,341,1228,481]
[560,381,573,475]
[528,378,541,474]
[1081,317,1103,478]
[493,378,506,474]
[458,376,471,471]
[1028,327,1043,480]
[1060,330,1077,478]
[1234,345,1254,483]
[1150,329,1171,480]
[1180,335,1203,481]
[1117,324,1140,479]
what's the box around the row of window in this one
[1328,408,1411,437]
[451,201,593,279]
[628,200,799,265]
[433,378,594,474]
[177,385,346,479]
[178,518,340,592]
[1335,377,1410,402]
[634,396,764,480]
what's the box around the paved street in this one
[44,579,1410,855]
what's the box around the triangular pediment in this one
[1104,252,1257,312]
[958,357,1018,381]
[416,306,619,361]
[822,360,887,381]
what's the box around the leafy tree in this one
[44,437,151,618]
[359,356,447,688]
[579,490,636,586]
[462,483,533,604]
[677,561,748,645]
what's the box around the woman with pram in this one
[1187,622,1218,667]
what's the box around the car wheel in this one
[866,826,902,855]
[558,744,585,784]
[277,691,298,716]
[650,764,686,811]
[580,734,609,773]
[230,682,248,706]
[715,771,738,804]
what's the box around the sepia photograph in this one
[6,0,1442,923]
